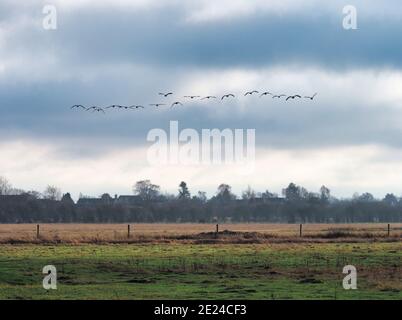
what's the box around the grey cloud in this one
[1,1,402,155]
[2,1,402,70]
[48,8,402,70]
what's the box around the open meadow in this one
[0,242,401,300]
[0,224,401,300]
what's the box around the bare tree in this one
[216,184,236,202]
[133,180,160,201]
[320,185,331,202]
[27,190,42,199]
[195,191,207,203]
[261,190,278,199]
[283,183,307,202]
[178,181,191,200]
[242,185,256,200]
[383,193,398,207]
[43,185,62,201]
[357,192,375,202]
[0,176,12,195]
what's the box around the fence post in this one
[128,224,131,239]
[387,224,390,237]
[216,224,219,235]
[36,224,40,239]
[299,224,303,237]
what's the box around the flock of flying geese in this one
[71,91,318,113]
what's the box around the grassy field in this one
[0,223,401,243]
[0,242,401,300]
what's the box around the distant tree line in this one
[0,177,401,223]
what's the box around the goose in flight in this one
[244,90,259,96]
[130,105,145,109]
[106,105,124,109]
[201,96,217,100]
[184,95,200,99]
[71,104,86,110]
[150,103,166,107]
[304,93,318,100]
[221,94,235,100]
[260,91,272,97]
[159,92,173,97]
[119,106,134,110]
[171,101,183,108]
[286,95,302,101]
[117,105,143,110]
[86,106,105,113]
[272,94,287,99]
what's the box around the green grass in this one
[0,243,401,300]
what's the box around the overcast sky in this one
[1,0,402,199]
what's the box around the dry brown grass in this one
[0,223,401,244]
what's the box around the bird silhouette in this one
[73,87,317,114]
[106,105,124,109]
[221,94,235,100]
[159,92,173,97]
[304,93,317,100]
[171,101,183,108]
[286,95,302,101]
[184,96,200,99]
[245,90,259,96]
[260,92,272,97]
[86,106,105,113]
[71,105,86,110]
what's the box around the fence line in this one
[27,223,396,239]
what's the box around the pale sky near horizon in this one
[1,0,402,200]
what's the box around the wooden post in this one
[216,224,219,234]
[299,224,303,237]
[387,224,390,237]
[128,224,131,239]
[36,224,40,239]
